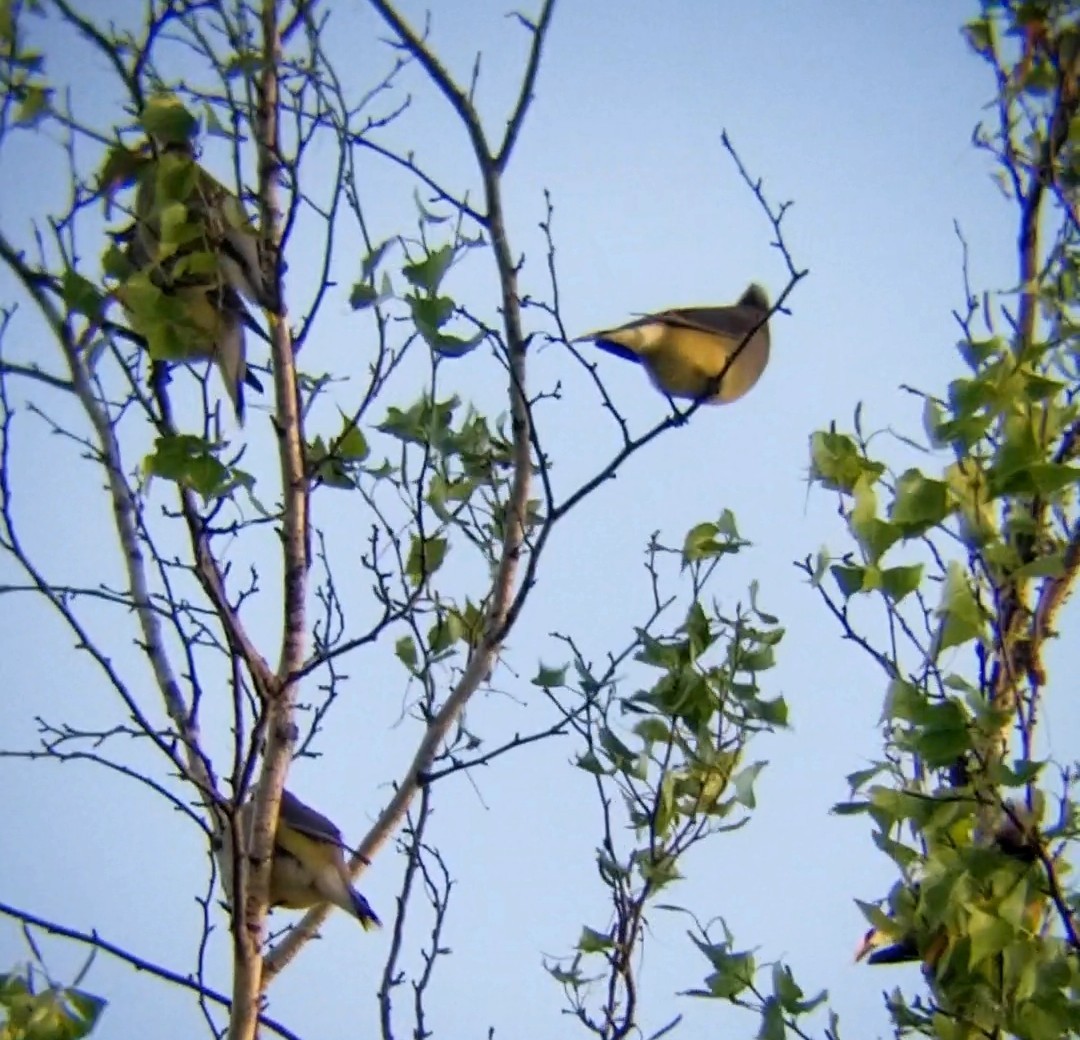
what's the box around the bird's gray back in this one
[280,789,343,845]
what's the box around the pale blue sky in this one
[2,2,1073,1039]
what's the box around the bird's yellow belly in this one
[643,329,767,403]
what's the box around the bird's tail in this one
[322,862,382,930]
[210,290,248,423]
[349,888,382,931]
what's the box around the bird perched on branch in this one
[241,788,381,930]
[856,800,1044,970]
[576,283,771,404]
[102,95,279,421]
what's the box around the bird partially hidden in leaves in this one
[103,100,279,422]
[576,283,771,404]
[113,222,265,417]
[241,789,381,929]
[855,801,1044,970]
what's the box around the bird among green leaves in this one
[855,799,1056,1038]
[101,94,279,422]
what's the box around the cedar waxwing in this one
[855,915,946,968]
[242,789,381,929]
[131,135,278,315]
[105,103,278,421]
[113,222,265,411]
[856,801,1044,970]
[577,283,771,404]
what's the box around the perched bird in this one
[855,908,946,968]
[856,800,1044,970]
[104,104,278,421]
[112,222,266,410]
[241,788,381,929]
[131,134,279,315]
[577,283,771,404]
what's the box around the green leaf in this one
[732,760,766,809]
[406,293,453,331]
[336,422,369,461]
[830,563,865,598]
[1012,551,1066,579]
[1024,463,1080,496]
[655,771,677,837]
[946,458,996,545]
[682,514,745,562]
[754,695,788,728]
[935,410,994,452]
[577,925,613,953]
[637,850,680,889]
[403,245,453,292]
[532,662,568,688]
[890,469,950,535]
[909,716,973,769]
[139,93,197,144]
[379,395,459,449]
[757,996,785,1040]
[771,962,803,1011]
[223,49,263,79]
[881,679,924,723]
[575,751,608,775]
[203,103,229,137]
[809,429,884,493]
[923,394,947,447]
[395,636,417,671]
[598,726,640,776]
[362,239,394,280]
[933,561,986,654]
[101,240,134,280]
[633,717,670,743]
[684,601,712,658]
[0,972,106,1040]
[61,270,105,319]
[406,294,482,356]
[305,435,357,490]
[1013,1001,1072,1040]
[348,282,379,310]
[880,563,923,603]
[633,670,715,730]
[845,764,883,790]
[428,613,460,655]
[15,82,51,127]
[961,16,992,57]
[967,907,1013,967]
[956,335,1002,371]
[65,986,108,1036]
[424,331,483,358]
[688,936,755,999]
[990,412,1041,492]
[850,475,900,562]
[144,435,237,499]
[405,534,448,584]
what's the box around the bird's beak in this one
[854,928,876,963]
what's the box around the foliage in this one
[0,965,105,1040]
[0,2,808,1040]
[805,2,1080,1037]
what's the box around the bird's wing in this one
[194,167,278,313]
[650,304,768,340]
[579,301,769,347]
[279,789,345,847]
